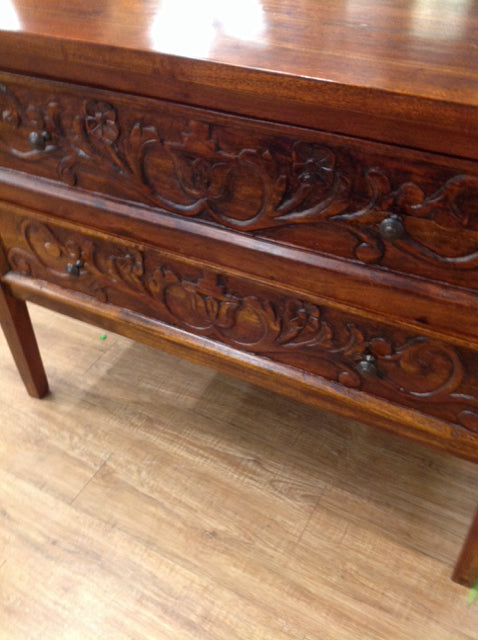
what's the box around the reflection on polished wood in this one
[0,0,476,158]
[1,304,478,639]
[2,0,476,101]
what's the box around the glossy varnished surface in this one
[0,0,477,157]
[1,0,477,105]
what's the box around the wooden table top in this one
[1,0,477,158]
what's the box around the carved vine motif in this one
[332,171,478,269]
[6,219,478,434]
[0,84,63,160]
[1,84,478,272]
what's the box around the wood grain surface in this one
[2,0,476,105]
[1,0,478,607]
[1,304,478,639]
[0,0,476,158]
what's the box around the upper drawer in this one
[1,72,478,292]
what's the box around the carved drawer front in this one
[2,208,478,455]
[1,72,478,294]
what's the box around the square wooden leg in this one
[0,282,49,398]
[452,509,478,588]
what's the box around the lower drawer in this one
[2,207,478,457]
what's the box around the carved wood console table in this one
[0,0,477,586]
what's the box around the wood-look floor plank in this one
[1,303,478,639]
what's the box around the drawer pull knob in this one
[357,354,378,377]
[379,215,404,242]
[65,259,84,277]
[28,130,50,151]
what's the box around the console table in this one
[0,0,477,586]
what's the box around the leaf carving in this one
[1,82,478,281]
[7,217,478,437]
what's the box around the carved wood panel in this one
[1,74,478,292]
[3,212,478,440]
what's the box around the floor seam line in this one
[69,452,113,505]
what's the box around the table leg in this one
[452,509,478,588]
[0,282,49,398]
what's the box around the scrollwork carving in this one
[7,219,478,434]
[0,83,62,160]
[1,82,477,281]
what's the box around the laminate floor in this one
[1,304,477,639]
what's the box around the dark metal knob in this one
[357,354,378,377]
[379,214,404,242]
[65,259,84,277]
[28,130,50,151]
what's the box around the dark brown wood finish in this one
[2,206,478,455]
[0,240,48,398]
[0,286,48,398]
[1,72,478,293]
[0,0,477,587]
[453,509,478,588]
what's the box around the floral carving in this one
[84,101,119,144]
[6,219,478,435]
[0,84,62,159]
[1,81,478,283]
